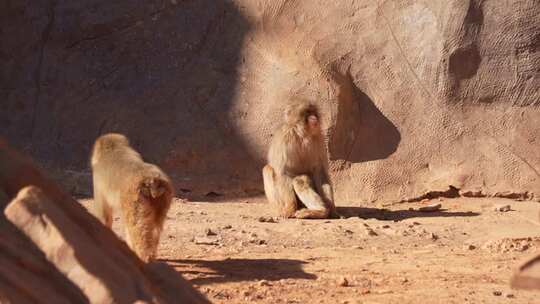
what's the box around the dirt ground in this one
[81,197,540,304]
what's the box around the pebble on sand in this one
[493,204,511,212]
[338,277,349,287]
[419,203,442,212]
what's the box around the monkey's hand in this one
[321,183,342,219]
[321,183,334,204]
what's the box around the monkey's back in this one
[92,146,171,208]
[268,125,322,177]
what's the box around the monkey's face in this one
[304,110,321,134]
[285,101,321,133]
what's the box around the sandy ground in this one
[81,197,540,304]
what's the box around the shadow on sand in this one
[337,206,480,221]
[160,258,317,285]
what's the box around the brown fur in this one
[263,100,338,219]
[91,133,173,262]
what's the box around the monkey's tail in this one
[139,178,174,200]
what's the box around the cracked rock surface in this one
[1,0,539,201]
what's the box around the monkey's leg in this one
[93,195,113,228]
[263,165,297,218]
[314,171,341,219]
[123,199,158,262]
[292,175,330,219]
[262,165,277,206]
[322,184,341,218]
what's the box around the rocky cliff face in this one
[1,0,539,203]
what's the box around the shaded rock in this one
[0,220,88,304]
[5,186,209,304]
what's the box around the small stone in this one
[222,225,232,229]
[338,277,349,287]
[259,280,271,286]
[504,293,514,298]
[194,236,219,245]
[430,233,439,240]
[258,216,277,223]
[205,228,217,236]
[493,204,511,212]
[519,244,530,252]
[365,228,377,236]
[419,203,442,212]
[493,291,502,296]
[463,244,476,250]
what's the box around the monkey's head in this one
[91,133,130,166]
[285,100,322,136]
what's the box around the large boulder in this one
[0,219,88,304]
[1,0,539,202]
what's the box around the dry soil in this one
[81,197,540,304]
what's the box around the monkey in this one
[90,133,173,262]
[262,99,338,219]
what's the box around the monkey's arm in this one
[319,170,334,204]
[317,149,334,203]
[317,153,340,218]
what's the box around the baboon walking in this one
[91,133,173,262]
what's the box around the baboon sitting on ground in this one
[263,100,338,219]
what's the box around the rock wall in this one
[1,0,539,203]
